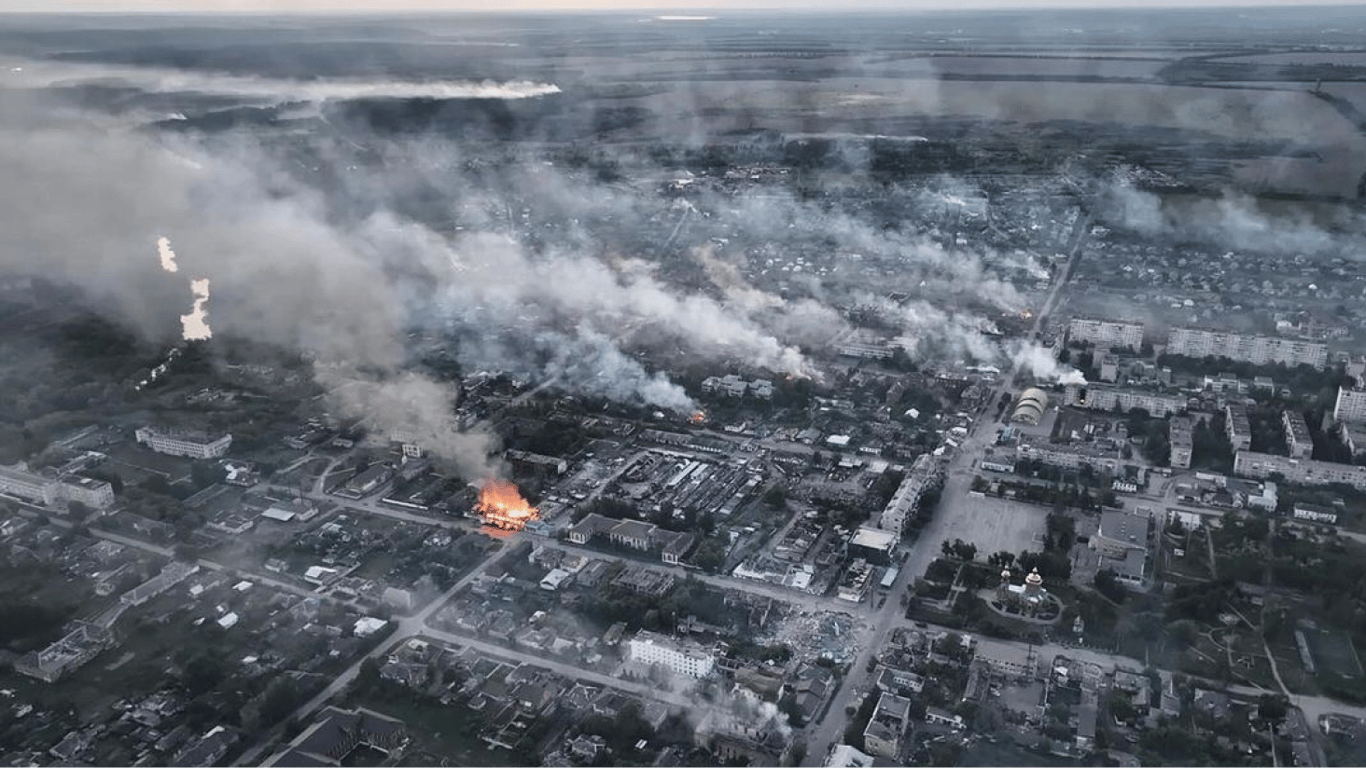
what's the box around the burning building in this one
[474,480,540,531]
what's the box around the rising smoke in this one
[1009,341,1087,385]
[1,42,1129,476]
[2,57,562,104]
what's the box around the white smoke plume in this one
[2,57,562,104]
[157,236,179,273]
[1010,341,1087,385]
[180,277,212,341]
[693,244,784,314]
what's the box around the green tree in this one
[763,485,787,509]
[190,461,227,490]
[692,538,728,573]
[181,653,228,696]
[259,677,302,724]
[1094,568,1127,603]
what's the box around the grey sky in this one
[3,0,1363,12]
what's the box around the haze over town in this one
[4,4,1366,768]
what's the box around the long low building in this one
[1167,326,1327,369]
[1064,384,1187,418]
[134,427,232,459]
[1234,451,1366,491]
[0,466,115,509]
[1016,438,1121,473]
[1068,316,1144,351]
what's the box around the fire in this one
[690,410,707,424]
[475,480,540,531]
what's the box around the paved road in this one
[239,544,519,767]
[418,626,695,710]
[299,487,868,617]
[803,212,1091,766]
[532,537,862,616]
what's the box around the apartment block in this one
[1068,317,1145,351]
[1166,326,1327,368]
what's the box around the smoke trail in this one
[3,57,562,104]
[157,236,179,273]
[180,277,212,341]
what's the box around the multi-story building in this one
[1166,326,1327,369]
[1169,416,1194,469]
[1235,451,1366,491]
[56,476,115,509]
[701,375,774,400]
[1334,386,1366,424]
[1015,437,1121,473]
[0,467,115,510]
[0,466,57,505]
[1064,384,1186,418]
[1225,405,1252,451]
[1342,423,1366,458]
[14,622,115,683]
[1068,317,1144,351]
[863,693,912,760]
[876,454,941,538]
[1283,411,1313,459]
[627,631,714,678]
[134,427,232,459]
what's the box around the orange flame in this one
[690,410,707,424]
[475,480,540,531]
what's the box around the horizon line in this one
[5,0,1366,14]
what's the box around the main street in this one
[802,213,1091,765]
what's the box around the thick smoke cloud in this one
[1098,179,1364,255]
[315,365,502,480]
[0,45,1082,467]
[2,57,561,104]
[1009,341,1087,385]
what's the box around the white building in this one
[1169,417,1194,470]
[0,466,57,505]
[1068,317,1144,351]
[1235,451,1366,491]
[1334,386,1366,424]
[0,466,115,510]
[1016,438,1120,473]
[1065,384,1186,418]
[701,374,774,399]
[876,455,940,538]
[1225,405,1252,452]
[135,427,232,459]
[1292,503,1338,525]
[1283,411,1313,459]
[1166,326,1327,369]
[627,631,714,678]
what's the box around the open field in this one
[1220,51,1366,66]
